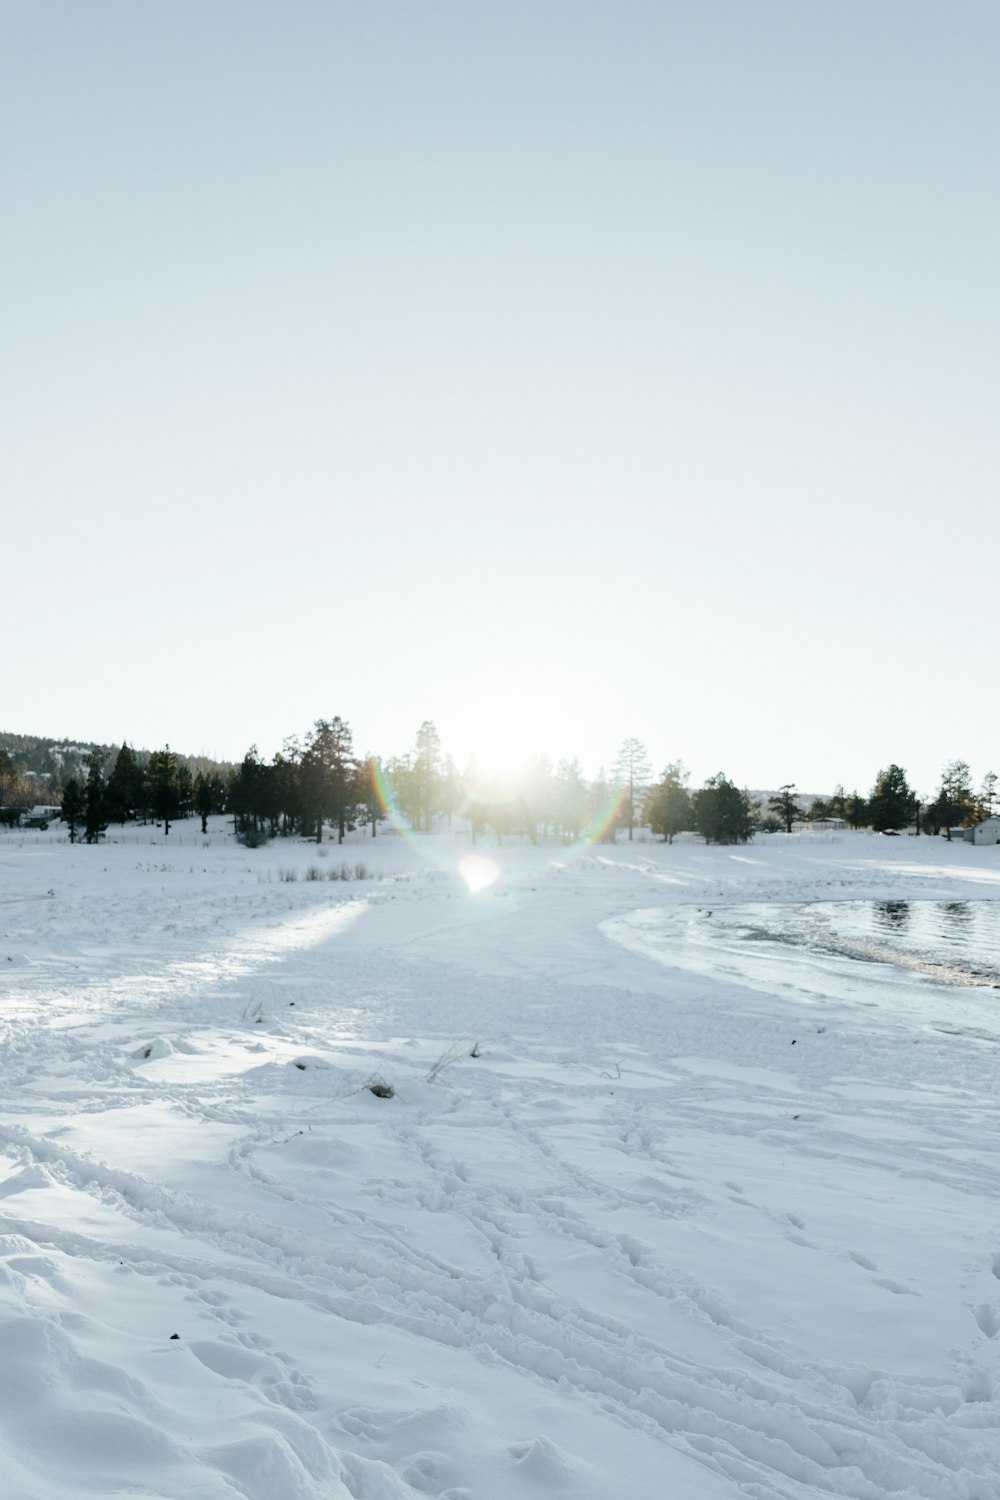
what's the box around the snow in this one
[2,827,1000,1498]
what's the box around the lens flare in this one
[366,755,627,885]
[459,854,500,893]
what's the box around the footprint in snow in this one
[974,1304,1000,1338]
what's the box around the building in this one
[21,805,62,829]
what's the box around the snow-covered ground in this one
[3,827,1000,1499]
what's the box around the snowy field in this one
[3,828,1000,1500]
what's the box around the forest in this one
[1,724,995,848]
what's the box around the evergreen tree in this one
[868,765,916,833]
[647,762,691,843]
[768,784,802,834]
[692,773,756,844]
[61,776,85,843]
[301,718,356,843]
[176,763,194,819]
[106,743,144,825]
[439,753,461,830]
[355,755,385,838]
[553,758,587,841]
[588,766,618,844]
[979,771,998,820]
[229,747,268,836]
[930,760,975,839]
[827,785,848,819]
[613,738,653,841]
[147,747,180,836]
[844,790,868,829]
[411,721,442,832]
[520,754,554,844]
[193,771,214,834]
[83,751,108,844]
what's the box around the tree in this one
[83,750,108,844]
[613,738,653,841]
[61,776,85,843]
[106,743,144,825]
[355,755,386,838]
[0,751,33,825]
[176,763,194,818]
[410,721,442,832]
[827,785,848,820]
[587,766,619,843]
[844,790,868,829]
[979,770,998,820]
[301,717,356,843]
[930,760,975,839]
[193,771,215,834]
[520,754,554,844]
[647,762,691,844]
[692,773,756,844]
[553,758,587,842]
[868,765,916,833]
[229,746,272,837]
[439,753,461,830]
[147,747,180,836]
[768,783,802,834]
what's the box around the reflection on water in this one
[789,899,1000,982]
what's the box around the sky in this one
[2,1,997,797]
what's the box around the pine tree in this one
[61,776,85,843]
[553,758,587,842]
[692,773,755,845]
[613,738,653,841]
[980,771,998,819]
[931,760,975,839]
[587,766,618,844]
[768,784,802,834]
[106,743,144,825]
[647,762,691,844]
[409,722,442,832]
[868,765,916,833]
[301,718,356,844]
[519,754,554,844]
[355,756,385,838]
[83,751,108,844]
[844,790,868,829]
[147,747,180,836]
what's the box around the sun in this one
[457,705,552,780]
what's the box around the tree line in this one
[2,725,995,847]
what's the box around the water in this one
[714,900,1000,989]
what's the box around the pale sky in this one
[3,1,997,798]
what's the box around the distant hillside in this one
[0,732,233,790]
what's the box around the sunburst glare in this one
[459,854,501,893]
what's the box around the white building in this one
[21,805,61,829]
[972,816,1000,846]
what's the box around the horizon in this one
[2,719,992,805]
